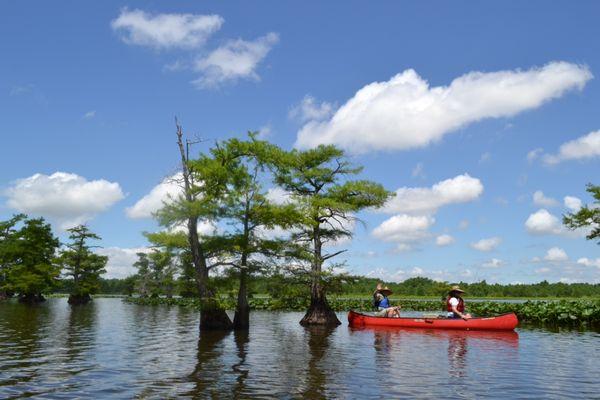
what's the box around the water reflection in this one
[232,330,250,399]
[2,300,599,399]
[185,330,231,398]
[301,326,335,399]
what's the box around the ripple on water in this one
[1,299,599,399]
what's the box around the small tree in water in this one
[7,217,60,303]
[0,214,26,300]
[57,225,108,305]
[274,145,392,326]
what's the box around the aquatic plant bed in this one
[123,297,600,328]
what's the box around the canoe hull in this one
[347,311,518,331]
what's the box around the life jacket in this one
[372,292,381,309]
[446,296,465,312]
[379,296,390,309]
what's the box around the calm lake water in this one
[1,298,598,399]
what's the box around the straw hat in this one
[379,286,393,296]
[449,285,465,294]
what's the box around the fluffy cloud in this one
[577,258,600,268]
[527,148,544,163]
[265,187,293,205]
[193,33,279,88]
[111,9,223,49]
[96,247,150,279]
[289,95,335,123]
[436,234,455,246]
[372,214,434,251]
[533,190,558,207]
[525,209,563,235]
[544,247,568,262]
[126,174,182,219]
[4,172,124,229]
[470,237,502,252]
[564,196,582,212]
[381,174,483,214]
[482,258,504,268]
[543,130,600,165]
[295,62,592,152]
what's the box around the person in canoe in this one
[446,285,472,320]
[373,283,401,318]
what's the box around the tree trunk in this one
[233,267,250,330]
[0,291,10,300]
[176,120,232,331]
[68,293,92,305]
[300,280,341,326]
[18,293,45,304]
[300,225,341,326]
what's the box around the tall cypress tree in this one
[274,145,392,326]
[57,225,108,305]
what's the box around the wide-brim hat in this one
[380,287,393,296]
[449,285,465,294]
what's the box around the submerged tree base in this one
[300,300,341,327]
[68,294,92,305]
[233,305,250,330]
[201,307,234,331]
[18,294,46,304]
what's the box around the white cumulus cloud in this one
[525,209,563,235]
[470,237,502,252]
[381,174,483,214]
[577,258,600,268]
[544,247,568,262]
[4,172,124,229]
[126,174,182,219]
[193,32,279,88]
[289,95,335,123]
[482,258,504,268]
[533,190,559,207]
[543,130,600,165]
[295,62,592,152]
[111,9,223,49]
[372,214,434,251]
[436,234,455,246]
[564,196,582,212]
[96,247,150,279]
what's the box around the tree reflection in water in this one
[231,330,250,398]
[185,330,231,398]
[301,325,335,399]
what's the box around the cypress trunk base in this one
[200,308,233,331]
[18,293,45,304]
[0,291,10,301]
[233,304,250,330]
[300,299,341,327]
[68,294,92,305]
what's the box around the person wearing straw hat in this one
[373,283,401,318]
[446,285,471,320]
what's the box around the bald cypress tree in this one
[57,225,107,305]
[273,145,392,326]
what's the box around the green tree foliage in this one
[563,184,600,243]
[153,121,233,330]
[0,214,27,299]
[133,252,152,297]
[6,217,60,303]
[56,225,108,304]
[273,144,393,325]
[203,134,300,329]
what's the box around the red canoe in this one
[348,310,518,331]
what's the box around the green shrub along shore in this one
[123,296,600,328]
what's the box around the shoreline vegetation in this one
[120,296,600,328]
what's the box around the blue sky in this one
[1,1,598,282]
